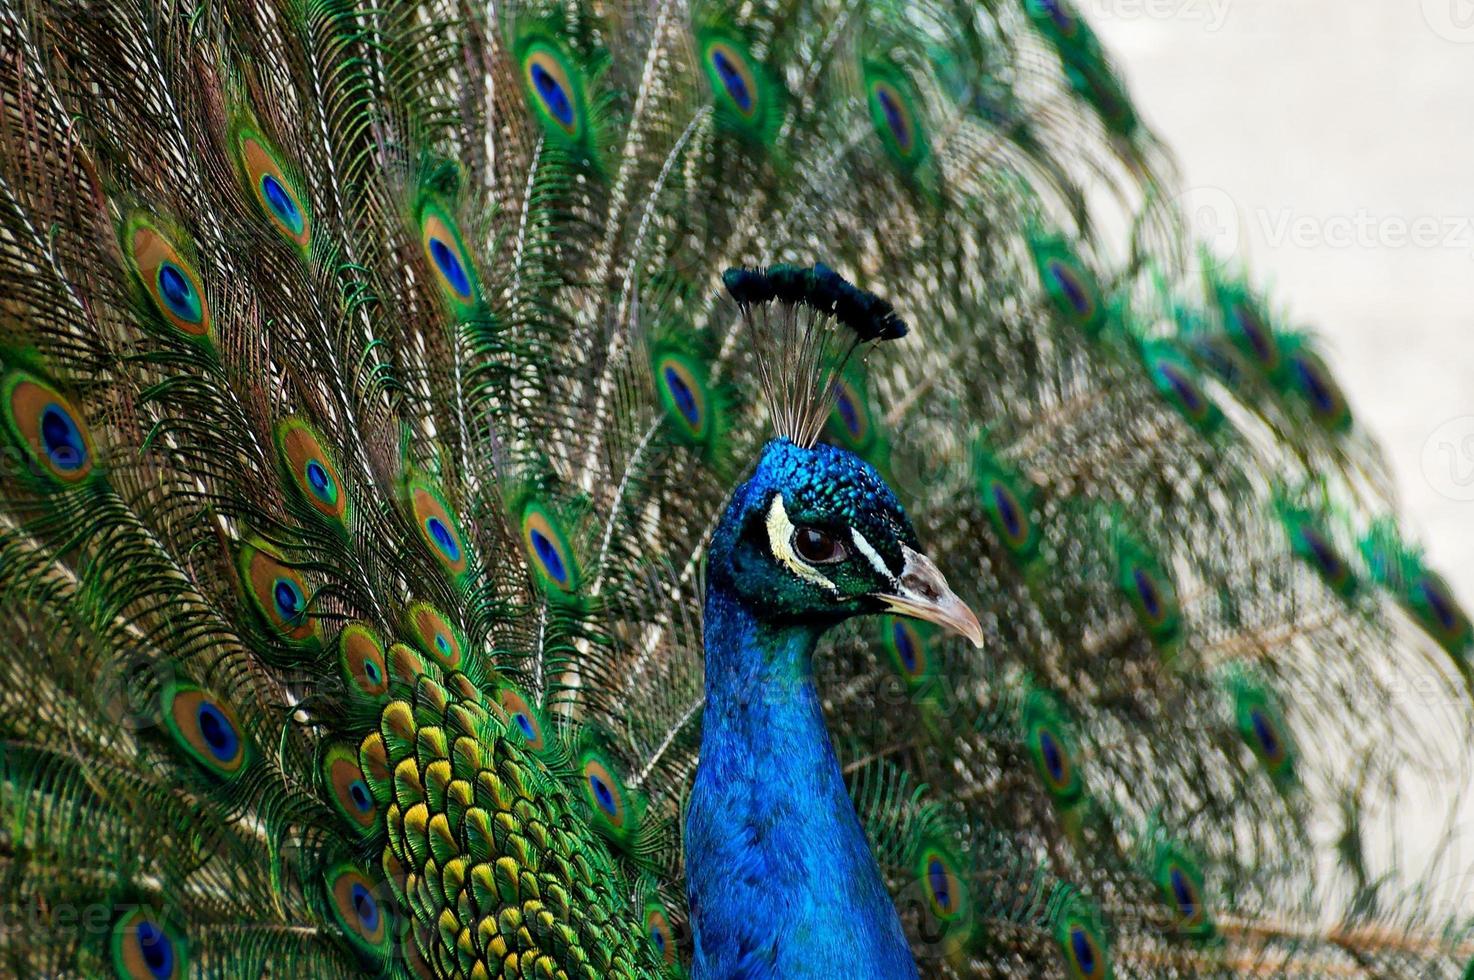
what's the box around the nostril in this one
[904,573,940,600]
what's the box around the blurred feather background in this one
[1096,0,1474,599]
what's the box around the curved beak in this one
[872,545,984,649]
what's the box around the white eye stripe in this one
[765,495,838,593]
[849,527,896,582]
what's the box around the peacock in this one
[2,0,1473,976]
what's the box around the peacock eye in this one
[793,526,847,564]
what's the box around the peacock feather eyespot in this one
[1290,520,1357,598]
[881,615,930,688]
[984,477,1039,561]
[162,683,249,778]
[653,350,713,444]
[826,374,878,455]
[578,746,641,848]
[123,217,212,340]
[418,199,480,314]
[325,864,392,960]
[405,478,472,585]
[1022,690,1084,806]
[497,685,548,753]
[519,38,589,143]
[238,540,321,645]
[111,907,186,980]
[404,600,464,671]
[520,501,581,593]
[643,900,680,968]
[915,844,968,922]
[695,24,782,144]
[1142,343,1222,434]
[1115,550,1180,646]
[275,417,349,527]
[339,623,390,698]
[1223,298,1280,372]
[1,371,98,485]
[704,40,758,119]
[233,126,311,249]
[1053,898,1110,980]
[323,743,379,832]
[1047,260,1094,320]
[1029,234,1104,335]
[1410,571,1473,654]
[1150,844,1214,940]
[862,62,930,172]
[1287,350,1351,432]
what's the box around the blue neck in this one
[684,575,917,978]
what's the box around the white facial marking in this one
[849,527,896,582]
[765,495,838,593]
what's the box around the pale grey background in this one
[1093,0,1474,598]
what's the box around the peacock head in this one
[710,438,983,646]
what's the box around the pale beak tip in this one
[876,545,986,651]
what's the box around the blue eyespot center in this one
[893,622,918,672]
[663,366,700,425]
[196,702,239,762]
[1169,867,1197,917]
[305,460,331,496]
[651,925,667,953]
[1069,925,1095,974]
[877,87,912,151]
[530,529,568,584]
[349,780,373,813]
[1133,567,1162,619]
[1232,306,1273,363]
[589,773,616,815]
[992,484,1023,540]
[350,882,379,932]
[273,579,305,621]
[1037,0,1077,32]
[927,857,952,911]
[1300,528,1343,579]
[1047,260,1090,315]
[837,389,862,436]
[515,713,536,740]
[260,174,304,235]
[1250,709,1280,759]
[363,660,382,685]
[40,404,86,471]
[426,516,462,561]
[435,634,451,654]
[1039,729,1066,783]
[428,237,472,298]
[1158,362,1205,414]
[157,263,198,320]
[531,63,575,126]
[1422,579,1458,631]
[712,49,753,111]
[1291,356,1336,414]
[136,920,174,978]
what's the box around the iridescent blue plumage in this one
[688,439,980,978]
